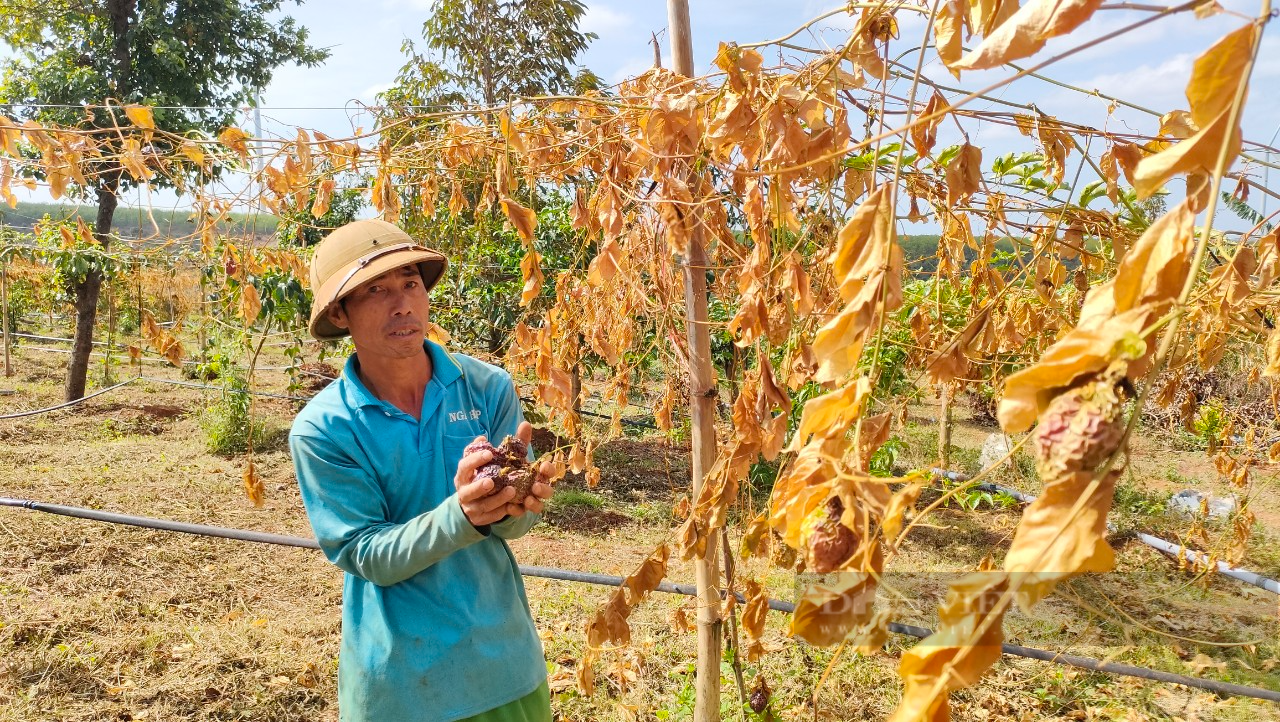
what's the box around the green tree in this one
[384,0,599,110]
[0,0,327,400]
[276,172,367,247]
[378,0,600,355]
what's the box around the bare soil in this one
[1,346,1278,721]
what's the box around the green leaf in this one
[1078,180,1107,208]
[935,143,964,169]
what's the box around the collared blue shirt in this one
[290,340,545,722]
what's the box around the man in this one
[289,219,555,722]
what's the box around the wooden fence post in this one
[939,382,952,471]
[666,3,723,721]
[2,248,12,378]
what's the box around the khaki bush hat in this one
[308,219,447,341]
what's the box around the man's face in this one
[326,264,430,360]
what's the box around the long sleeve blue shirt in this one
[289,340,546,722]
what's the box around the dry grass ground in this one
[2,345,1278,721]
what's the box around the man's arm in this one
[486,372,542,540]
[291,432,487,586]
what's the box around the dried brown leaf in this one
[789,573,878,646]
[501,197,538,242]
[890,572,1009,722]
[1134,25,1257,198]
[954,0,1105,70]
[243,460,264,508]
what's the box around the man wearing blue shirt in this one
[290,219,555,722]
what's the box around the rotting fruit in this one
[808,496,857,573]
[466,435,535,503]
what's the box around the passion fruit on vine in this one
[808,496,857,574]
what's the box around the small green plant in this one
[1,270,36,336]
[942,480,1021,512]
[1113,483,1169,517]
[869,436,906,477]
[993,491,1022,508]
[547,488,604,514]
[656,654,763,722]
[186,342,237,381]
[630,500,673,524]
[746,457,781,502]
[200,373,271,455]
[97,418,127,441]
[950,446,982,475]
[1192,399,1227,449]
[955,488,995,512]
[1163,467,1200,487]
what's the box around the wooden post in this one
[104,268,115,384]
[939,383,952,471]
[2,250,12,378]
[571,336,583,418]
[667,0,694,80]
[666,3,723,721]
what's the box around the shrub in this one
[200,374,273,455]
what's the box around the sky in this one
[3,0,1279,222]
[249,0,1279,140]
[248,0,869,140]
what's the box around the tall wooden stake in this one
[2,251,12,377]
[939,383,952,471]
[667,3,723,720]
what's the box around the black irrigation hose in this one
[0,379,137,420]
[0,497,319,549]
[2,496,1278,703]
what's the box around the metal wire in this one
[0,378,136,420]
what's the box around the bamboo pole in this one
[939,383,951,471]
[2,249,12,378]
[666,3,723,720]
[104,268,115,384]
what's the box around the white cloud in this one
[1066,54,1194,115]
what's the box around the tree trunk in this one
[487,319,501,355]
[65,184,118,401]
[108,0,136,90]
[66,0,132,400]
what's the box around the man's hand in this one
[500,421,556,518]
[455,437,517,527]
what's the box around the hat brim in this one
[309,248,447,341]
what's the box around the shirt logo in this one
[448,409,482,422]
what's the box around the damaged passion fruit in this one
[465,435,535,504]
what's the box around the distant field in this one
[0,202,279,245]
